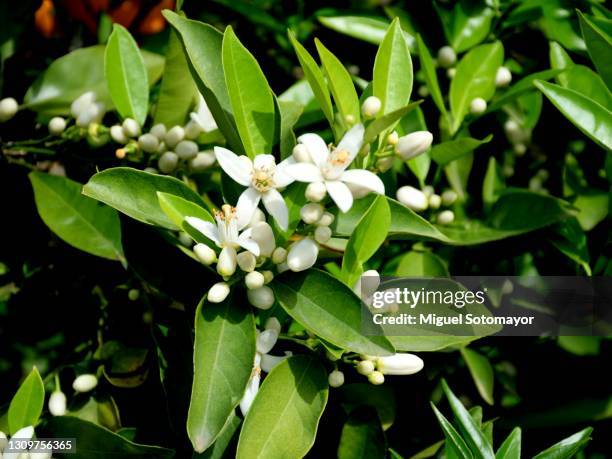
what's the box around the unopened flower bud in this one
[368,370,385,385]
[314,225,332,244]
[48,390,67,416]
[437,210,455,225]
[328,370,345,388]
[165,125,185,148]
[418,85,429,98]
[356,360,375,376]
[115,148,126,159]
[256,328,279,354]
[150,123,167,139]
[70,91,95,118]
[48,117,66,135]
[122,118,140,137]
[422,185,434,198]
[447,68,456,79]
[376,156,394,172]
[287,238,318,272]
[397,186,428,211]
[504,119,527,144]
[469,97,487,115]
[249,208,266,227]
[128,289,140,301]
[251,221,275,257]
[345,114,356,125]
[387,131,399,146]
[376,353,424,375]
[73,374,98,392]
[272,247,287,264]
[502,279,514,295]
[513,143,527,156]
[292,143,311,163]
[437,46,456,68]
[175,140,198,160]
[184,119,203,139]
[317,212,334,227]
[362,96,382,118]
[208,282,230,303]
[76,102,104,127]
[237,251,257,272]
[353,269,381,298]
[396,131,433,160]
[300,203,324,224]
[441,190,458,206]
[190,151,216,172]
[429,194,441,209]
[194,243,216,265]
[245,271,265,290]
[305,182,327,202]
[265,317,282,334]
[247,286,275,310]
[138,133,159,153]
[110,125,129,144]
[158,151,178,173]
[495,66,512,87]
[217,246,237,277]
[262,270,274,284]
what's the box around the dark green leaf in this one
[431,135,492,166]
[337,408,386,459]
[460,347,494,406]
[495,428,521,459]
[8,368,44,434]
[416,34,447,116]
[430,403,473,459]
[532,427,592,459]
[318,16,389,45]
[578,11,612,90]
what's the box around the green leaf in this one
[550,218,591,274]
[437,1,495,53]
[573,191,609,231]
[487,69,562,112]
[271,270,395,356]
[104,24,149,125]
[460,347,494,406]
[430,135,492,167]
[339,384,396,431]
[496,428,521,459]
[390,335,478,353]
[40,416,174,458]
[8,367,44,434]
[194,413,241,459]
[532,427,592,459]
[578,11,612,90]
[373,18,413,115]
[278,99,303,159]
[236,356,328,459]
[82,167,206,230]
[23,46,163,116]
[318,16,389,45]
[342,195,391,286]
[154,28,198,127]
[188,293,255,453]
[395,250,449,277]
[315,39,360,126]
[549,42,573,86]
[430,403,473,459]
[157,191,213,228]
[288,31,334,128]
[482,157,505,212]
[488,190,572,231]
[29,172,124,261]
[363,102,422,145]
[450,42,503,134]
[337,408,386,459]
[416,34,447,116]
[562,64,612,108]
[222,26,276,157]
[534,80,612,150]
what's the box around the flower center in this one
[251,166,275,192]
[214,204,239,247]
[321,147,351,180]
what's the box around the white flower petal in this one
[337,123,365,164]
[286,163,324,183]
[274,156,296,188]
[253,154,276,170]
[297,133,329,167]
[214,146,252,186]
[325,180,354,213]
[260,352,291,373]
[185,217,221,246]
[237,232,261,257]
[340,169,385,195]
[239,372,261,416]
[191,94,218,132]
[237,187,262,230]
[256,329,279,354]
[262,189,289,231]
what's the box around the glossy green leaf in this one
[549,42,573,86]
[278,99,303,159]
[29,172,124,261]
[461,347,494,406]
[271,269,394,356]
[437,1,495,53]
[318,16,389,45]
[533,427,592,459]
[445,152,473,201]
[390,335,478,353]
[188,293,255,453]
[578,11,612,90]
[105,24,148,125]
[157,191,214,240]
[550,218,591,274]
[337,408,386,459]
[222,26,276,157]
[450,41,503,133]
[8,367,44,434]
[482,157,505,211]
[430,404,473,459]
[416,34,447,116]
[236,356,328,459]
[82,167,205,230]
[487,69,562,112]
[488,190,572,231]
[562,64,612,111]
[573,192,609,231]
[534,80,612,150]
[496,427,521,459]
[431,135,492,166]
[395,250,449,277]
[363,102,422,144]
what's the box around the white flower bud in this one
[72,374,98,392]
[437,46,456,68]
[345,114,356,125]
[150,123,167,139]
[0,430,7,450]
[178,231,192,247]
[271,247,287,264]
[300,203,324,224]
[70,91,95,118]
[495,66,512,87]
[396,131,433,160]
[48,390,67,416]
[328,370,345,388]
[76,102,104,127]
[429,194,441,209]
[248,208,266,227]
[317,212,334,227]
[504,119,528,144]
[110,125,128,144]
[217,246,237,277]
[247,286,275,310]
[292,143,311,163]
[387,131,399,146]
[513,143,527,156]
[256,329,279,354]
[418,85,429,98]
[184,119,203,139]
[265,317,282,334]
[447,67,456,79]
[144,167,158,174]
[190,151,216,172]
[165,125,185,148]
[356,360,375,376]
[469,97,487,115]
[250,222,275,257]
[353,269,380,298]
[239,372,260,416]
[128,289,140,301]
[376,353,424,375]
[48,117,66,135]
[175,140,198,160]
[437,210,455,225]
[287,238,318,272]
[121,118,140,137]
[441,190,458,206]
[368,370,385,385]
[361,96,382,118]
[262,270,274,284]
[138,133,159,153]
[305,182,327,202]
[502,279,514,295]
[194,243,216,265]
[376,156,394,172]
[11,425,34,442]
[245,271,265,290]
[529,176,542,192]
[314,225,332,244]
[397,186,428,211]
[208,282,230,303]
[237,251,257,272]
[158,151,179,173]
[422,185,434,198]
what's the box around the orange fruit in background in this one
[35,0,57,38]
